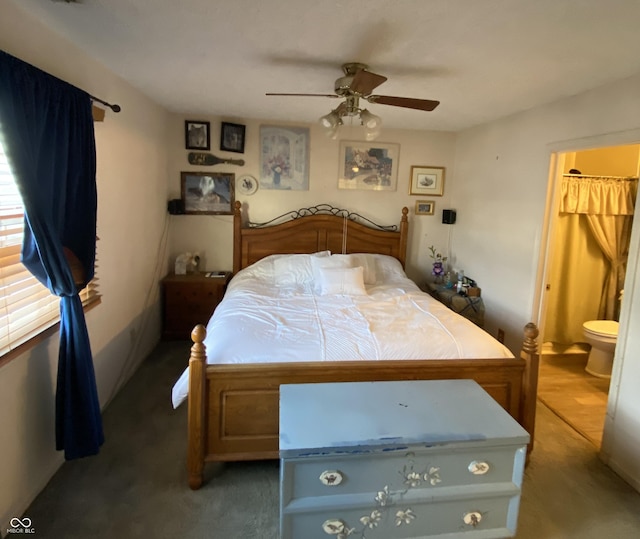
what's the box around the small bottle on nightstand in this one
[457,270,464,293]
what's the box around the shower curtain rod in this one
[563,174,638,180]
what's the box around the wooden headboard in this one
[233,202,409,273]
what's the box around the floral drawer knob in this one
[468,460,490,475]
[319,470,343,486]
[463,511,483,527]
[322,519,348,535]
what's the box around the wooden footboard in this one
[186,323,539,489]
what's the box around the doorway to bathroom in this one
[536,143,640,450]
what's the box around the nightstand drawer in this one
[161,272,231,339]
[282,444,526,506]
[164,284,221,317]
[164,282,222,303]
[283,491,521,539]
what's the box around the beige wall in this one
[167,116,457,285]
[0,2,171,530]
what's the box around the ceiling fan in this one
[266,63,440,139]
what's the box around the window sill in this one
[0,296,102,369]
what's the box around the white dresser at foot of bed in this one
[279,380,529,539]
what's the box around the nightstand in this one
[161,271,232,340]
[422,281,485,327]
[279,380,529,539]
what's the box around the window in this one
[0,138,99,358]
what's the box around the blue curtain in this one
[0,50,103,459]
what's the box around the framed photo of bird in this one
[180,171,235,215]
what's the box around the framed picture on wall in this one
[180,171,235,214]
[220,122,246,153]
[185,120,211,150]
[259,125,310,190]
[338,141,399,191]
[415,200,435,215]
[409,166,445,196]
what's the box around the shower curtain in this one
[545,175,638,344]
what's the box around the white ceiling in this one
[11,0,640,131]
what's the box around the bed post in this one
[233,200,242,274]
[520,322,540,453]
[187,324,207,490]
[399,206,409,267]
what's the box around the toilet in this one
[582,320,619,378]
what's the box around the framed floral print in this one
[259,125,309,190]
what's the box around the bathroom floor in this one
[537,348,610,447]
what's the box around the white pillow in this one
[317,266,367,296]
[374,254,406,280]
[273,251,331,287]
[347,253,378,284]
[310,253,353,281]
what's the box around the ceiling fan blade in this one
[266,92,340,98]
[367,95,440,111]
[350,70,387,95]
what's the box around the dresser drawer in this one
[282,491,521,539]
[282,444,526,506]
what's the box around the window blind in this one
[0,139,99,356]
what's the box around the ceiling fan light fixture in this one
[324,122,341,140]
[359,109,381,130]
[319,110,340,129]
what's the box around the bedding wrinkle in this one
[406,294,464,357]
[309,294,326,361]
[316,294,378,360]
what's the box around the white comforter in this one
[171,253,512,408]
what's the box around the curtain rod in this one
[563,174,638,180]
[3,50,121,113]
[89,95,121,113]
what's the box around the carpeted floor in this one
[17,341,640,538]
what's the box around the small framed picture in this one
[220,122,246,153]
[185,120,210,150]
[181,171,235,215]
[415,200,435,215]
[409,166,445,196]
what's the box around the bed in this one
[175,202,540,489]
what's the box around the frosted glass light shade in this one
[359,109,382,129]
